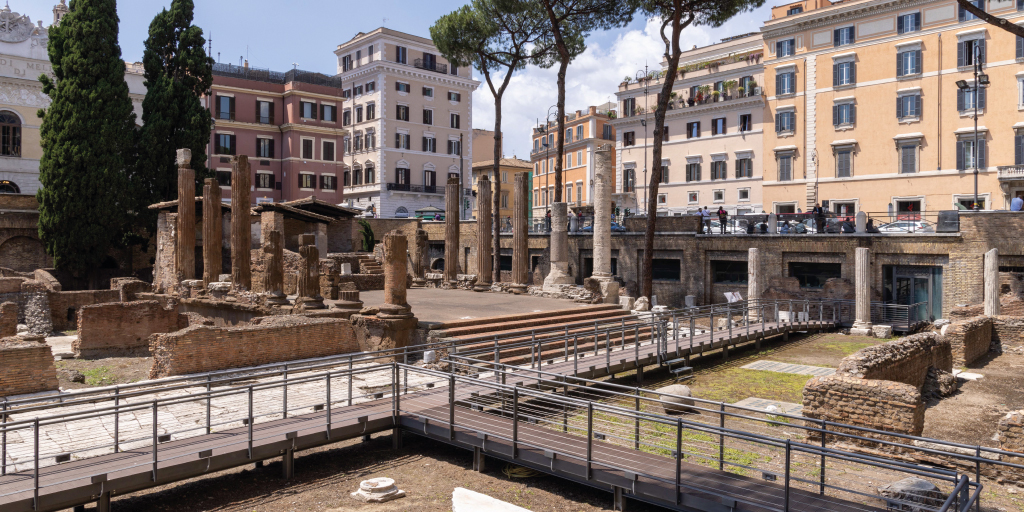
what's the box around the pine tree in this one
[37,0,137,275]
[135,0,214,223]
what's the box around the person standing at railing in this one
[717,206,728,234]
[700,207,712,234]
[1012,196,1023,211]
[812,203,826,234]
[545,209,552,232]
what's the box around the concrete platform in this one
[353,288,603,325]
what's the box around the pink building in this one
[207,64,346,207]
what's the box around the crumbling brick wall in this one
[942,316,992,367]
[992,316,1024,348]
[74,300,184,357]
[0,301,16,337]
[48,289,122,332]
[835,333,952,389]
[803,375,925,436]
[0,337,58,397]
[149,316,359,377]
[998,411,1024,465]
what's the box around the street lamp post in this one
[634,66,650,215]
[955,45,988,211]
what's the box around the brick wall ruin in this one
[49,289,122,332]
[0,337,58,397]
[998,411,1024,465]
[992,316,1024,348]
[74,300,184,357]
[149,316,359,377]
[834,333,952,388]
[0,301,16,337]
[942,316,992,367]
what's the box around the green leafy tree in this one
[636,0,764,299]
[358,220,376,252]
[431,0,554,283]
[136,0,214,228]
[37,0,137,275]
[955,0,1024,38]
[537,0,634,203]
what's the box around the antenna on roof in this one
[292,62,299,71]
[383,17,388,28]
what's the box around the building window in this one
[366,81,375,92]
[711,260,747,284]
[423,136,437,153]
[354,106,363,123]
[688,192,698,204]
[711,117,726,135]
[957,138,987,170]
[395,167,410,185]
[448,92,462,102]
[0,112,21,157]
[900,143,919,173]
[423,109,433,125]
[713,190,724,202]
[957,85,985,112]
[501,192,509,209]
[624,131,636,146]
[423,87,433,97]
[447,139,462,155]
[833,103,855,126]
[565,184,572,203]
[836,148,852,178]
[216,170,231,187]
[367,103,375,120]
[565,128,572,143]
[623,169,636,192]
[322,105,336,122]
[365,165,375,184]
[396,46,407,64]
[738,188,750,201]
[302,139,314,160]
[396,82,411,93]
[776,72,795,95]
[834,26,855,47]
[787,6,802,15]
[1017,132,1024,165]
[739,114,752,132]
[622,97,636,117]
[256,100,273,124]
[395,133,411,150]
[323,141,335,161]
[216,134,235,155]
[775,111,795,133]
[711,161,727,180]
[652,259,681,281]
[958,0,985,22]
[735,158,752,178]
[299,173,315,189]
[603,124,613,140]
[833,61,855,86]
[576,151,583,167]
[451,113,461,129]
[897,94,922,120]
[566,153,572,168]
[395,105,409,122]
[686,122,700,139]
[898,50,922,76]
[353,131,364,151]
[257,138,274,159]
[341,55,352,71]
[686,163,701,182]
[898,12,921,34]
[778,154,793,181]
[789,262,841,289]
[776,38,795,57]
[576,125,583,140]
[352,167,363,186]
[343,110,351,126]
[216,95,234,121]
[300,101,317,120]
[958,39,985,68]
[256,172,274,190]
[321,174,336,191]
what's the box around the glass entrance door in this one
[890,266,941,322]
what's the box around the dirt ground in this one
[54,356,152,390]
[61,432,665,512]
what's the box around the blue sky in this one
[19,0,774,157]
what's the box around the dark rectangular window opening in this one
[500,255,512,272]
[789,262,842,289]
[711,260,748,285]
[652,259,681,281]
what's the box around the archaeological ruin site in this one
[2,147,1024,512]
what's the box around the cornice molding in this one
[341,61,480,91]
[762,0,930,39]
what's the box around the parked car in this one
[877,220,934,233]
[582,222,627,233]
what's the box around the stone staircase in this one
[357,255,383,275]
[430,306,656,367]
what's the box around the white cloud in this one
[472,9,770,159]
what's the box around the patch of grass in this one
[818,341,878,358]
[690,368,812,404]
[81,366,114,386]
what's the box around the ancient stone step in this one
[437,308,630,339]
[433,305,622,332]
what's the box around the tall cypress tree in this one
[37,0,137,275]
[135,0,213,220]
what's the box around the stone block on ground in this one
[452,487,528,512]
[877,477,944,512]
[872,325,893,338]
[619,296,635,311]
[350,477,406,503]
[656,384,694,414]
[634,296,650,312]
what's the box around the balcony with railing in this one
[413,59,448,74]
[997,165,1024,181]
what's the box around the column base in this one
[411,278,427,288]
[543,262,574,291]
[472,282,492,292]
[265,292,289,306]
[509,284,528,295]
[378,303,414,319]
[295,296,326,310]
[849,321,873,336]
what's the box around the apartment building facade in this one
[612,33,766,216]
[471,157,532,221]
[335,28,479,219]
[762,0,1024,215]
[529,106,617,217]
[207,64,345,206]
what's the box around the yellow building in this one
[530,106,617,217]
[471,157,531,222]
[762,0,1024,215]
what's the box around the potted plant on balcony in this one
[746,80,758,96]
[699,84,711,103]
[724,80,737,100]
[687,94,695,107]
[668,91,678,109]
[622,76,632,87]
[711,89,720,101]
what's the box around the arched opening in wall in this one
[431,258,444,271]
[0,111,21,157]
[395,206,409,218]
[0,236,48,272]
[0,181,20,194]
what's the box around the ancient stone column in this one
[231,155,252,291]
[262,230,288,305]
[767,213,778,234]
[985,248,999,316]
[510,173,529,294]
[379,232,413,318]
[315,223,328,258]
[176,149,196,281]
[296,234,325,309]
[202,178,223,287]
[543,202,573,290]
[444,177,460,283]
[592,144,619,304]
[747,247,760,319]
[850,247,873,335]
[411,228,428,287]
[474,175,493,292]
[855,211,867,234]
[154,211,177,293]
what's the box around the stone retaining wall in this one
[835,333,952,389]
[942,316,993,367]
[0,338,58,397]
[992,316,1024,348]
[149,316,359,378]
[998,410,1024,465]
[803,375,925,436]
[74,300,184,357]
[49,289,122,332]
